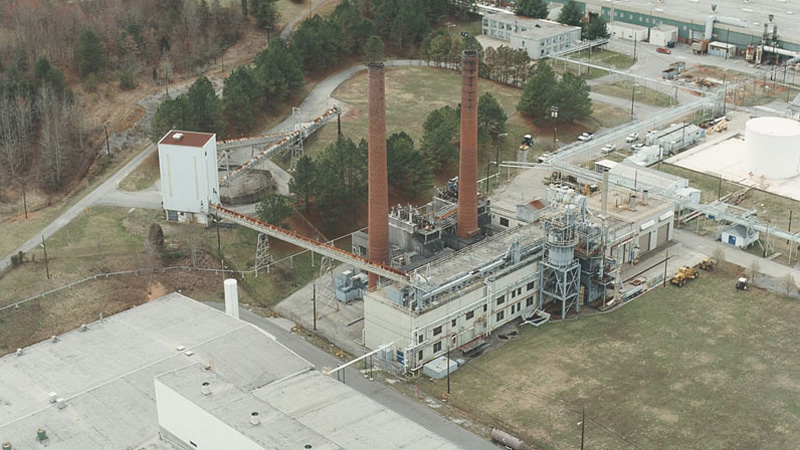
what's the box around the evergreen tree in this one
[583,15,610,40]
[420,106,459,171]
[515,0,549,19]
[254,38,304,110]
[255,0,279,33]
[557,0,584,27]
[478,93,507,137]
[257,193,293,229]
[289,155,316,211]
[223,67,258,134]
[75,30,107,78]
[386,132,433,197]
[186,76,226,137]
[314,137,368,227]
[363,35,385,64]
[517,62,557,120]
[34,57,71,101]
[554,72,592,122]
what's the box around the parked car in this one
[626,132,640,143]
[631,143,644,152]
[656,47,672,54]
[578,132,594,142]
[601,144,616,154]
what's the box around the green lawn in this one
[554,49,637,80]
[592,80,678,107]
[419,263,800,449]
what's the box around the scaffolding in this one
[538,206,581,318]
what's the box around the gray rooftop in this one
[487,15,581,39]
[0,293,466,449]
[585,0,800,45]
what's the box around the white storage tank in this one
[745,117,800,179]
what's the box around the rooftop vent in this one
[173,132,184,141]
[201,382,211,396]
[49,392,58,403]
[2,442,11,450]
[36,429,48,442]
[56,398,66,410]
[250,412,261,426]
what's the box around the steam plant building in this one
[158,131,220,225]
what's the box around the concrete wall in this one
[155,379,263,450]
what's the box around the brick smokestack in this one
[368,62,389,289]
[458,50,480,239]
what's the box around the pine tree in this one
[557,0,584,27]
[515,0,549,19]
[517,62,557,120]
[75,30,107,78]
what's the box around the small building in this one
[720,224,759,248]
[607,22,649,41]
[516,198,547,223]
[650,24,679,47]
[482,15,582,59]
[158,130,221,225]
[709,41,736,59]
[624,145,664,166]
[645,123,705,155]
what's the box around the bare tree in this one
[747,260,761,281]
[781,274,797,296]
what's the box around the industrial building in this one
[0,292,466,449]
[668,117,800,201]
[481,15,582,59]
[561,0,800,60]
[158,131,221,225]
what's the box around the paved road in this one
[0,144,158,273]
[207,302,497,450]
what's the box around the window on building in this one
[517,287,523,296]
[527,282,535,291]
[418,334,423,344]
[497,311,505,321]
[451,318,457,327]
[434,341,442,353]
[483,18,488,26]
[497,295,505,305]
[511,289,516,299]
[418,350,423,361]
[433,325,442,336]
[522,40,526,47]
[483,304,488,312]
[527,297,534,307]
[500,217,509,227]
[466,311,475,320]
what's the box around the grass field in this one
[553,50,637,80]
[120,151,160,191]
[0,206,328,355]
[418,262,800,449]
[592,80,678,107]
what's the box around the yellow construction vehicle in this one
[699,257,716,271]
[671,266,699,287]
[519,134,534,151]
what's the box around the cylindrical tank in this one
[490,428,526,450]
[224,278,239,320]
[2,443,11,450]
[36,429,47,441]
[745,117,800,179]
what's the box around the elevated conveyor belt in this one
[211,204,410,285]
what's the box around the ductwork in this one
[705,15,749,40]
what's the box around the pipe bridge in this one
[210,204,411,285]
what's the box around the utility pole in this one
[580,406,586,450]
[663,249,669,287]
[630,85,636,119]
[41,235,50,280]
[20,177,27,220]
[446,336,451,395]
[633,38,637,60]
[313,284,317,331]
[104,124,111,157]
[215,211,221,254]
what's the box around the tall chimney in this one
[224,278,239,319]
[367,62,389,289]
[458,50,480,239]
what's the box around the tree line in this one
[515,0,610,40]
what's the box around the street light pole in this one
[550,106,559,147]
[630,86,636,119]
[489,133,508,195]
[104,124,111,157]
[580,406,586,450]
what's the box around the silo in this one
[745,117,800,179]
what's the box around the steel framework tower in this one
[538,205,581,318]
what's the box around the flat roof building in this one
[0,293,467,450]
[481,15,582,59]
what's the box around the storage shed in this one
[607,22,649,41]
[720,224,759,249]
[650,24,678,47]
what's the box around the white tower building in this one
[158,130,221,225]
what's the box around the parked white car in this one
[631,143,644,152]
[626,133,640,143]
[601,144,616,154]
[578,132,594,142]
